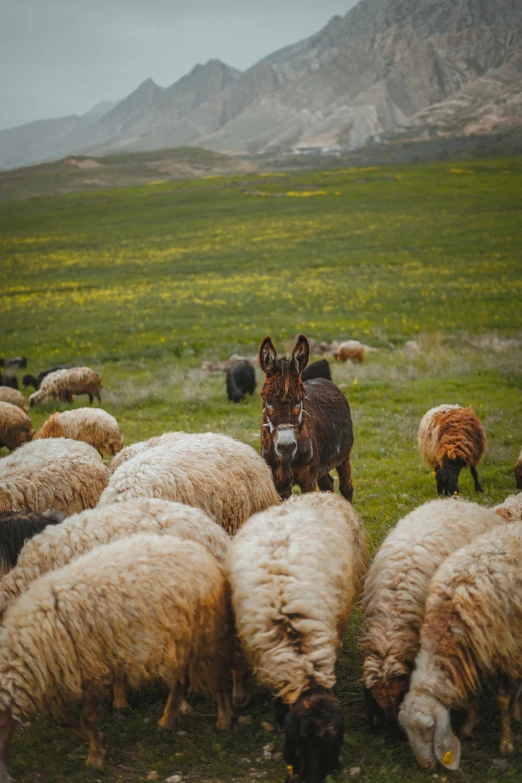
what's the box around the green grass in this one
[0,157,521,783]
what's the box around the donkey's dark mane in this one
[261,357,304,402]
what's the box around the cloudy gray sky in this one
[2,0,358,130]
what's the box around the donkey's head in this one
[259,335,310,463]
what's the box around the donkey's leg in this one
[295,466,317,493]
[318,474,334,492]
[470,465,483,493]
[337,456,354,502]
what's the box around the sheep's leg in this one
[158,681,187,730]
[317,474,334,492]
[337,456,354,502]
[232,650,252,708]
[460,696,480,738]
[0,710,15,765]
[497,674,514,756]
[88,393,93,404]
[112,682,130,710]
[512,683,522,722]
[470,466,483,493]
[83,699,105,769]
[215,690,233,730]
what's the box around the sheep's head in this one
[282,686,344,783]
[399,691,460,771]
[435,458,464,496]
[22,374,38,390]
[362,654,410,733]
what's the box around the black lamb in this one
[301,359,332,383]
[226,360,256,403]
[0,374,18,390]
[0,510,65,577]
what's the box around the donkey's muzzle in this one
[274,429,298,462]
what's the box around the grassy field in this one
[0,157,522,783]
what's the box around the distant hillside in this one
[0,147,255,201]
[2,0,522,169]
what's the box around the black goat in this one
[0,510,65,577]
[22,364,75,390]
[0,374,18,390]
[301,359,332,383]
[226,361,256,403]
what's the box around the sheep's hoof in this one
[500,738,515,756]
[180,699,193,714]
[460,724,475,739]
[215,715,232,731]
[86,745,105,769]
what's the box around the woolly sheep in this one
[418,404,486,496]
[108,431,186,474]
[0,534,233,777]
[0,438,109,514]
[0,510,64,578]
[0,389,27,413]
[37,408,124,456]
[399,522,522,769]
[333,340,365,363]
[226,361,256,403]
[99,432,280,534]
[494,491,522,523]
[361,498,507,731]
[0,498,230,623]
[516,448,522,490]
[22,364,76,390]
[227,493,368,783]
[29,366,102,407]
[0,403,33,452]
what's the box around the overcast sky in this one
[1,0,358,130]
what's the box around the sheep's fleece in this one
[37,407,124,456]
[0,438,109,514]
[0,534,232,724]
[494,491,522,523]
[99,432,280,534]
[108,431,187,474]
[0,497,230,620]
[418,404,485,469]
[227,492,368,704]
[0,402,33,451]
[361,498,507,704]
[0,388,27,412]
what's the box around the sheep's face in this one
[399,692,460,771]
[283,688,344,783]
[435,465,461,496]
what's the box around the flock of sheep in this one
[0,353,521,783]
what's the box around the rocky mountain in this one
[2,0,522,169]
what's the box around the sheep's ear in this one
[433,703,460,770]
[259,337,277,376]
[291,334,309,375]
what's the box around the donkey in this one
[259,334,354,501]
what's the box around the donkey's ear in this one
[259,337,278,376]
[291,334,309,375]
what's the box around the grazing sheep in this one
[333,340,365,363]
[228,493,368,783]
[99,432,280,534]
[361,498,506,732]
[37,408,124,456]
[0,375,18,390]
[22,364,75,390]
[0,388,27,413]
[0,438,109,514]
[301,359,332,382]
[226,360,256,403]
[0,402,34,451]
[0,534,233,775]
[0,498,230,622]
[29,366,102,407]
[418,404,486,496]
[494,491,522,523]
[399,522,522,769]
[0,510,64,578]
[516,448,522,490]
[107,431,189,474]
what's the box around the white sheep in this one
[36,407,124,456]
[399,522,522,769]
[108,431,186,474]
[227,493,368,782]
[29,366,102,407]
[361,498,507,730]
[0,402,34,451]
[0,438,109,514]
[0,534,233,778]
[418,404,486,495]
[0,388,27,413]
[99,432,280,534]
